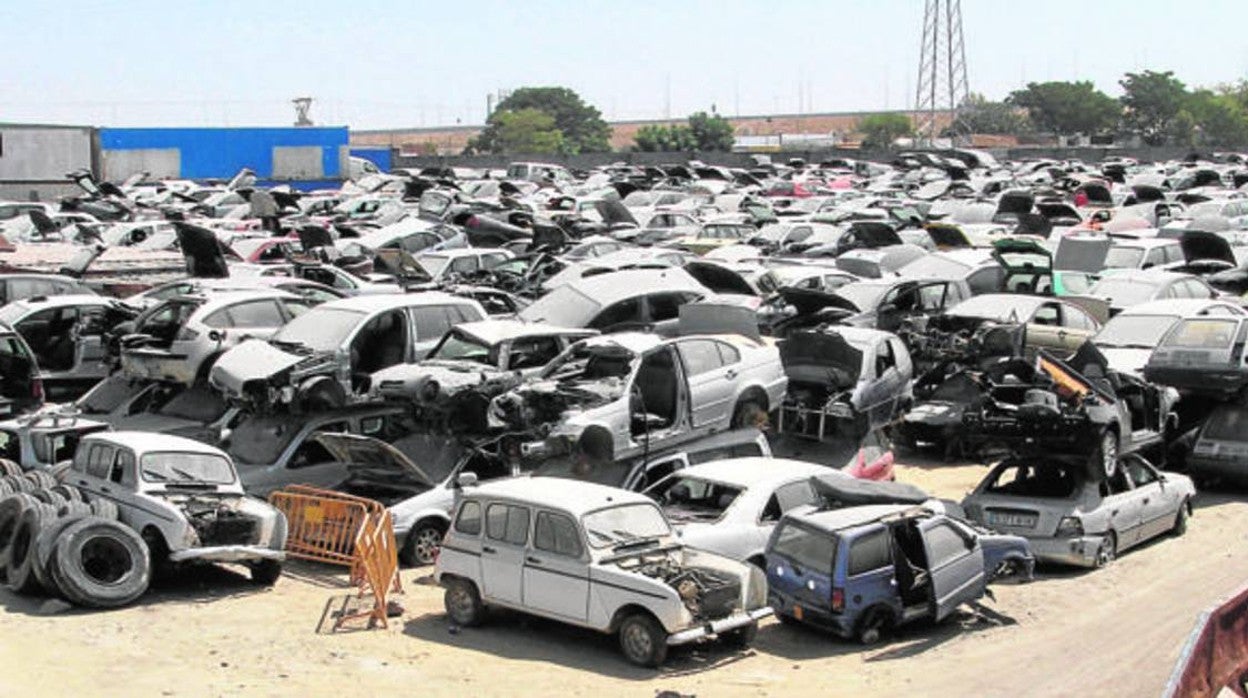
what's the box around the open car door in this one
[916,516,985,622]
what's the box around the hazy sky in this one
[3,0,1247,129]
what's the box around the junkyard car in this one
[962,454,1194,568]
[0,323,43,417]
[766,504,1031,643]
[937,293,1104,358]
[1092,298,1245,375]
[0,294,136,399]
[1186,404,1248,487]
[1144,315,1248,400]
[67,431,288,583]
[0,409,110,469]
[434,478,772,666]
[210,293,487,411]
[519,267,707,332]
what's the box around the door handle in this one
[725,369,738,379]
[100,487,111,494]
[526,556,542,565]
[482,545,496,554]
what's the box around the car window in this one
[227,300,286,328]
[1062,305,1097,331]
[589,297,642,330]
[1124,459,1158,488]
[677,339,725,377]
[1061,273,1093,295]
[716,342,741,365]
[771,521,835,572]
[1101,468,1133,496]
[508,336,562,370]
[646,292,694,322]
[202,308,230,328]
[109,449,134,485]
[1142,248,1165,269]
[411,306,455,342]
[967,267,1004,295]
[486,503,530,546]
[1182,279,1212,299]
[1163,245,1185,264]
[918,283,947,311]
[848,529,892,576]
[86,443,114,479]
[1032,303,1060,326]
[923,523,970,563]
[534,511,583,557]
[876,340,896,376]
[448,256,479,275]
[761,481,817,523]
[455,501,483,535]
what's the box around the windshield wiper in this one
[141,469,168,481]
[586,528,617,544]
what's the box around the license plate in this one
[988,512,1037,528]
[793,604,804,621]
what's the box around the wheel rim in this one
[1102,433,1118,477]
[413,528,442,565]
[80,536,133,585]
[622,622,653,661]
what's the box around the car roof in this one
[82,431,227,457]
[1113,238,1179,249]
[314,291,474,313]
[2,294,112,311]
[677,457,830,487]
[1115,298,1243,316]
[466,476,653,516]
[816,326,895,345]
[1102,269,1191,282]
[789,504,915,532]
[179,289,298,306]
[453,319,593,346]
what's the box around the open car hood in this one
[995,190,1034,217]
[58,244,105,278]
[777,287,861,316]
[311,433,435,487]
[173,221,230,278]
[849,221,904,248]
[992,237,1051,273]
[1180,230,1236,265]
[1053,235,1110,273]
[594,199,638,227]
[297,225,335,251]
[925,223,972,249]
[809,472,930,506]
[781,330,862,377]
[684,260,756,296]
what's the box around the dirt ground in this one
[3,455,1246,698]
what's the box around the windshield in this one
[984,462,1079,498]
[771,521,835,572]
[430,331,494,365]
[140,451,235,485]
[1203,407,1248,440]
[226,417,302,465]
[581,503,672,548]
[1089,278,1158,306]
[157,385,229,422]
[1162,318,1239,349]
[272,307,365,352]
[519,285,601,327]
[648,475,743,523]
[1094,314,1178,348]
[1103,247,1145,269]
[416,254,449,278]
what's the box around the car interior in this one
[632,349,679,434]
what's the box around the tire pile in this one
[0,461,151,609]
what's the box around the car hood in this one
[780,330,861,389]
[925,223,972,250]
[1096,346,1153,376]
[173,221,231,278]
[1180,230,1236,265]
[210,340,308,394]
[684,260,757,296]
[1054,236,1111,273]
[311,432,435,487]
[777,287,861,316]
[992,237,1052,273]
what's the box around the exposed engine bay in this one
[165,494,261,546]
[615,550,741,621]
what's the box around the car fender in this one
[588,566,686,633]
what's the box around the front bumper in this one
[1145,366,1248,398]
[169,545,286,563]
[1025,535,1102,568]
[1187,454,1248,484]
[665,606,773,646]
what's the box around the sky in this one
[3,0,1248,130]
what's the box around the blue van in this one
[764,504,1031,644]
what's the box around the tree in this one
[1187,89,1248,147]
[472,86,611,154]
[633,123,697,152]
[687,111,735,151]
[483,108,564,154]
[1120,70,1190,145]
[1007,81,1119,136]
[857,113,912,149]
[954,93,1031,135]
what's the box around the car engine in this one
[176,495,261,546]
[617,553,741,620]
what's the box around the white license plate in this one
[988,512,1037,528]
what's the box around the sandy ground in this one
[2,454,1246,698]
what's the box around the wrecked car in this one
[0,409,109,469]
[209,293,487,412]
[1186,404,1248,487]
[0,324,43,417]
[69,431,287,583]
[1092,298,1245,375]
[766,504,1031,644]
[996,236,1104,297]
[777,327,914,441]
[936,293,1104,358]
[435,478,771,667]
[772,276,971,336]
[1145,314,1248,400]
[962,454,1193,568]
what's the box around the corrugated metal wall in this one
[98,127,349,182]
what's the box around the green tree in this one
[484,108,564,154]
[857,113,913,148]
[954,93,1032,135]
[1187,89,1248,147]
[687,111,735,151]
[473,86,611,154]
[633,123,697,152]
[1120,70,1189,145]
[1007,81,1119,136]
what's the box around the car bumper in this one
[121,350,194,384]
[1026,535,1103,568]
[666,607,773,646]
[1187,455,1248,484]
[169,546,285,563]
[1145,366,1248,398]
[769,590,851,636]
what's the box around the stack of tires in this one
[0,461,151,609]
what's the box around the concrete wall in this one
[99,127,349,182]
[0,124,95,201]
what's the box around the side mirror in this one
[454,472,479,490]
[208,329,226,342]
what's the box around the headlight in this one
[420,380,440,403]
[827,403,853,418]
[1055,516,1083,537]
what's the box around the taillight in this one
[175,327,199,342]
[32,378,43,402]
[831,587,845,613]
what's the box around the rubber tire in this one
[1172,500,1189,537]
[856,607,891,645]
[0,459,21,478]
[31,489,68,509]
[0,493,38,572]
[1097,430,1119,480]
[722,620,758,648]
[32,514,87,595]
[730,399,767,430]
[618,612,668,667]
[87,498,119,521]
[443,578,485,627]
[23,470,56,490]
[402,522,446,567]
[52,518,151,609]
[1094,532,1117,569]
[8,475,36,494]
[50,484,84,503]
[250,559,282,586]
[6,503,57,594]
[58,500,92,518]
[0,480,13,498]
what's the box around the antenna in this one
[914,0,969,145]
[292,97,313,127]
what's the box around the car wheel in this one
[52,517,151,608]
[1172,500,1190,537]
[776,612,801,626]
[1094,532,1117,568]
[618,612,667,667]
[444,578,485,627]
[731,399,768,430]
[722,620,758,648]
[856,607,891,645]
[402,523,445,567]
[1098,430,1119,479]
[250,559,282,586]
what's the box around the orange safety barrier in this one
[268,485,402,629]
[1165,582,1248,698]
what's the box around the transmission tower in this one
[293,97,314,127]
[914,0,969,145]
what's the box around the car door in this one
[480,501,529,607]
[862,339,902,426]
[676,339,732,428]
[1122,456,1176,542]
[756,480,820,554]
[70,441,117,504]
[523,510,590,622]
[1056,304,1097,353]
[73,305,110,378]
[1023,302,1065,357]
[1097,468,1142,548]
[842,528,898,623]
[915,517,985,622]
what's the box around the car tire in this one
[0,459,21,478]
[23,470,56,490]
[87,498,119,521]
[7,475,36,494]
[52,517,151,608]
[856,607,891,645]
[402,522,445,567]
[1172,500,1190,537]
[618,612,668,667]
[0,493,38,573]
[31,488,68,509]
[1094,532,1117,568]
[50,484,83,503]
[1096,430,1119,480]
[6,503,57,594]
[721,620,758,648]
[731,398,768,430]
[32,513,87,594]
[249,559,282,586]
[444,578,485,627]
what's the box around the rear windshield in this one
[771,521,836,572]
[649,476,743,522]
[1162,319,1239,349]
[983,462,1079,498]
[1203,407,1248,440]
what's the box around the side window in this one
[918,283,947,311]
[227,300,287,328]
[486,503,530,546]
[1125,459,1158,488]
[1183,279,1213,299]
[1062,306,1097,331]
[716,342,741,366]
[411,306,455,342]
[534,511,583,557]
[641,457,683,490]
[646,292,693,322]
[588,297,642,330]
[761,482,816,523]
[848,529,893,576]
[1142,248,1165,269]
[875,340,896,376]
[86,444,114,479]
[507,336,561,370]
[281,299,313,318]
[890,338,912,375]
[787,226,813,244]
[1101,468,1133,496]
[455,501,483,535]
[1163,244,1185,264]
[1032,303,1060,326]
[1061,273,1092,295]
[923,523,972,562]
[109,449,134,485]
[481,253,508,269]
[448,256,479,275]
[203,308,230,328]
[677,339,725,377]
[967,267,1004,295]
